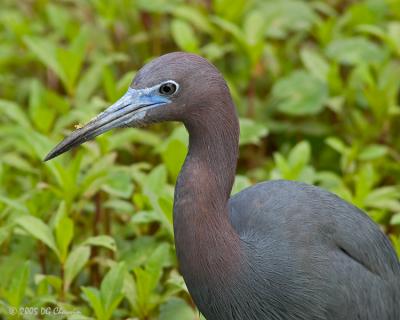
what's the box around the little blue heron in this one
[45,52,400,320]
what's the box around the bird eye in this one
[159,82,177,96]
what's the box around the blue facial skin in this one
[44,83,173,161]
[93,85,172,130]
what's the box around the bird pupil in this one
[160,82,176,95]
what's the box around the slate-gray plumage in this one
[45,52,400,320]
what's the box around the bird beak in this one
[44,87,170,161]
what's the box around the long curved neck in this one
[183,111,239,205]
[173,99,242,284]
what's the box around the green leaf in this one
[0,195,29,214]
[108,128,161,149]
[76,60,105,103]
[388,22,400,54]
[122,272,137,311]
[173,5,213,33]
[133,267,157,315]
[390,235,400,258]
[64,246,91,290]
[144,165,168,195]
[272,70,328,115]
[300,48,329,81]
[171,19,199,53]
[159,298,196,320]
[158,127,188,180]
[16,215,60,257]
[271,141,315,182]
[1,153,36,173]
[243,10,266,46]
[104,199,134,214]
[232,175,252,195]
[364,187,400,211]
[35,274,62,293]
[161,139,187,180]
[239,118,268,145]
[46,3,71,35]
[57,28,88,91]
[55,214,74,263]
[102,169,133,198]
[119,236,158,270]
[260,0,317,38]
[130,245,171,315]
[211,16,246,48]
[0,99,32,129]
[102,66,118,102]
[213,0,247,21]
[147,242,172,270]
[359,145,388,161]
[136,0,178,13]
[326,37,386,65]
[325,137,347,154]
[288,141,311,167]
[0,226,12,247]
[83,235,117,252]
[159,195,174,231]
[131,210,161,224]
[391,213,400,226]
[82,287,104,319]
[23,36,65,83]
[165,271,188,293]
[5,262,30,308]
[29,80,56,133]
[100,262,126,319]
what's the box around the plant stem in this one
[38,242,47,274]
[60,262,65,301]
[90,192,102,287]
[247,73,256,118]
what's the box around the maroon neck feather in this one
[173,93,242,285]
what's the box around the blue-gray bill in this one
[44,87,170,161]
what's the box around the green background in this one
[0,0,399,319]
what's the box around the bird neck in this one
[184,110,239,203]
[173,101,242,282]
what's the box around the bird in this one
[45,52,400,320]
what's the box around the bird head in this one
[44,52,231,161]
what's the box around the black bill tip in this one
[43,138,75,161]
[43,146,65,161]
[43,126,92,161]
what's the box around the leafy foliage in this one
[0,0,399,319]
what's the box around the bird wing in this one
[228,180,400,279]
